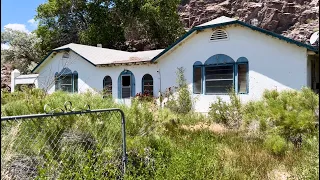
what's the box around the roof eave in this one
[151,29,197,62]
[97,60,154,67]
[31,48,96,73]
[236,21,318,52]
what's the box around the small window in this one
[55,72,59,91]
[238,64,248,93]
[142,74,153,96]
[205,65,234,94]
[193,61,203,94]
[210,29,228,41]
[237,57,249,94]
[73,71,78,93]
[103,76,112,95]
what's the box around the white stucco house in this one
[12,16,319,113]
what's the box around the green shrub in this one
[208,97,228,124]
[208,88,242,129]
[243,88,318,147]
[264,134,288,156]
[164,67,192,114]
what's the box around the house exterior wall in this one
[35,25,309,113]
[156,25,308,113]
[36,51,160,104]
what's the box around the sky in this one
[1,0,46,33]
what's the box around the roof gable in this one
[151,16,318,62]
[32,43,163,73]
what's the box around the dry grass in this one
[267,165,291,180]
[180,122,228,134]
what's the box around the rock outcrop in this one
[178,0,319,45]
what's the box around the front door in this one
[121,75,131,98]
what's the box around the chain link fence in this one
[1,102,127,179]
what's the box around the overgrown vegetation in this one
[208,88,242,129]
[163,67,193,114]
[1,82,319,179]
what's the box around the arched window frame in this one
[54,68,78,93]
[103,75,112,95]
[204,54,235,95]
[236,57,249,94]
[142,74,154,96]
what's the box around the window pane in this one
[206,80,233,94]
[205,66,233,80]
[143,85,153,94]
[103,76,112,95]
[238,64,248,93]
[143,74,153,81]
[122,87,131,98]
[143,81,153,86]
[55,75,59,91]
[142,74,153,96]
[60,85,73,92]
[205,65,234,94]
[122,76,131,86]
[60,75,72,85]
[193,67,202,93]
[73,72,78,93]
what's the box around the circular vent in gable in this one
[210,29,228,41]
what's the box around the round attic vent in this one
[210,29,228,41]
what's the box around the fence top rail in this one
[1,108,124,121]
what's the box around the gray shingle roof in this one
[55,43,163,65]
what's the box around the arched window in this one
[142,74,153,96]
[103,76,112,95]
[193,55,249,95]
[204,54,235,94]
[236,57,249,94]
[55,68,78,93]
[193,61,203,94]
